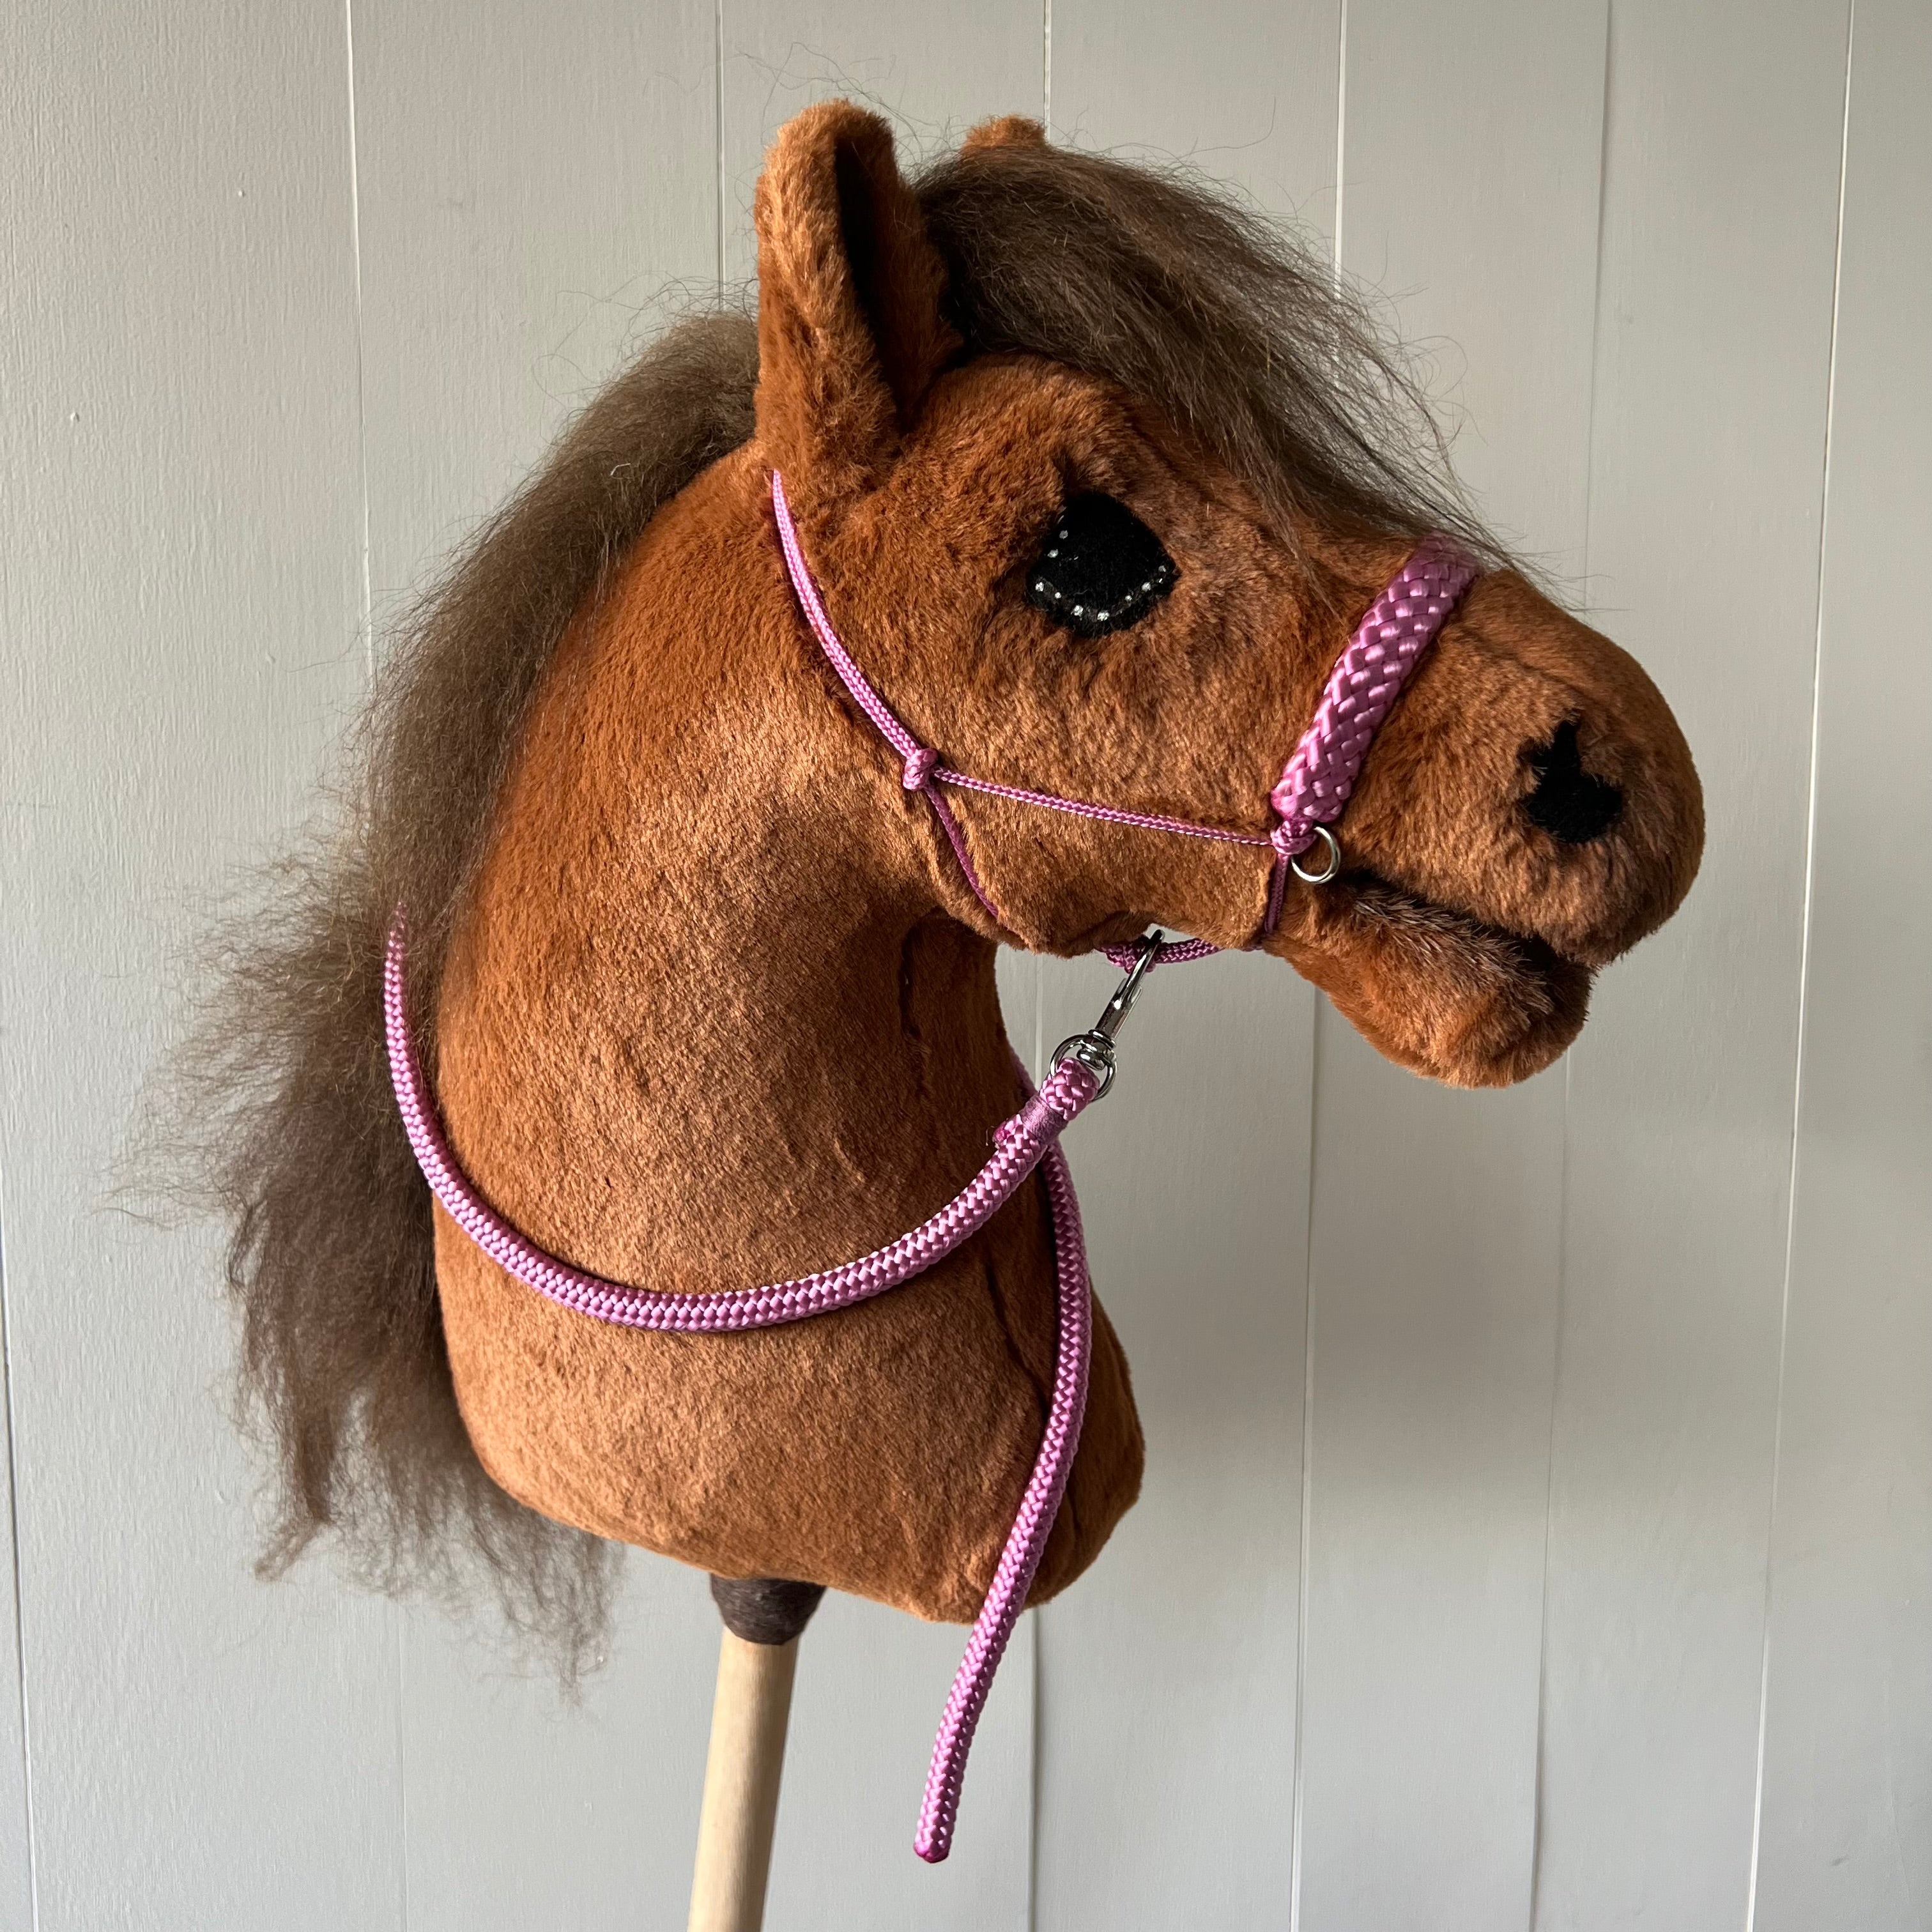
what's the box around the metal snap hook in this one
[1289,824,1342,885]
[1050,930,1164,1102]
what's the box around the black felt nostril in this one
[1522,720,1623,845]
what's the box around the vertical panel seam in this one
[1529,15,1614,1922]
[0,1217,42,1927]
[1526,1062,1574,1932]
[1027,29,1050,1924]
[1330,0,1348,276]
[1041,0,1052,131]
[715,0,726,297]
[1290,21,1346,1925]
[1577,0,1616,605]
[1742,6,1855,1926]
[394,1612,410,1932]
[1287,1013,1322,1932]
[1028,1598,1042,1932]
[1023,962,1043,1929]
[344,0,372,670]
[341,6,399,1927]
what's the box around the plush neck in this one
[433,447,1035,1291]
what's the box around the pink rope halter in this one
[770,469,1479,968]
[385,483,1477,1864]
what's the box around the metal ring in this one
[1289,824,1342,885]
[1050,1032,1117,1102]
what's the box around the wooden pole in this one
[687,1630,799,1932]
[687,1577,825,1932]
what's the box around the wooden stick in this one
[687,1577,825,1932]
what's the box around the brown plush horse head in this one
[188,103,1700,1678]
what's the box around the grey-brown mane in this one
[162,135,1494,1670]
[921,142,1496,580]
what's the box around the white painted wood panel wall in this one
[0,1,1922,1926]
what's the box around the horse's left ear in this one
[753,101,958,491]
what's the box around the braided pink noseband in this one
[385,487,1476,1864]
[770,469,1479,968]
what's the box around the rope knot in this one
[1269,820,1307,859]
[901,746,938,791]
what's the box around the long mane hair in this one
[164,136,1494,1669]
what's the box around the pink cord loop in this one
[902,746,939,790]
[1099,933,1220,972]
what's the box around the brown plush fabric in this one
[431,103,1701,1617]
[433,441,1145,1618]
[181,102,1701,1656]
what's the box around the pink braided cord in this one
[384,919,1092,1860]
[1100,934,1218,970]
[1267,535,1480,855]
[916,1121,1089,1861]
[935,770,1270,851]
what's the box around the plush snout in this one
[1337,569,1704,970]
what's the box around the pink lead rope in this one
[384,484,1476,1864]
[385,919,1099,1862]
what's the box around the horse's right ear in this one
[753,102,958,494]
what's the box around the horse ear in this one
[962,114,1048,153]
[753,102,958,489]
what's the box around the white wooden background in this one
[2,1,1925,1925]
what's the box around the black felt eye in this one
[1024,493,1177,638]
